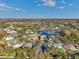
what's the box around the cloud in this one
[61,0,66,4]
[59,6,65,9]
[15,8,21,11]
[42,0,56,7]
[36,0,74,10]
[0,3,10,10]
[41,0,67,9]
[11,7,25,12]
[59,6,65,10]
[68,3,73,7]
[0,3,25,12]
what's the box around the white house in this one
[13,43,23,49]
[54,43,64,49]
[4,28,16,34]
[40,35,46,40]
[6,36,15,46]
[22,43,32,48]
[6,36,23,49]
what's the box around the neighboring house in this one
[39,27,49,31]
[47,42,53,48]
[6,36,23,49]
[3,28,10,32]
[75,44,79,50]
[26,31,40,41]
[22,43,32,48]
[4,28,16,34]
[7,29,16,34]
[55,27,59,30]
[64,44,77,51]
[13,43,23,49]
[39,30,58,40]
[53,43,64,49]
[40,35,46,40]
[39,30,58,36]
[70,45,77,51]
[6,36,14,46]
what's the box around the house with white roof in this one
[6,36,23,49]
[53,43,64,49]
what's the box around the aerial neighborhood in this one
[0,19,79,59]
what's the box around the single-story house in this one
[22,43,32,48]
[39,30,58,40]
[53,43,64,49]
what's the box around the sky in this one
[0,0,79,19]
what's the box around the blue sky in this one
[0,0,79,19]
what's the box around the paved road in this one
[0,56,15,58]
